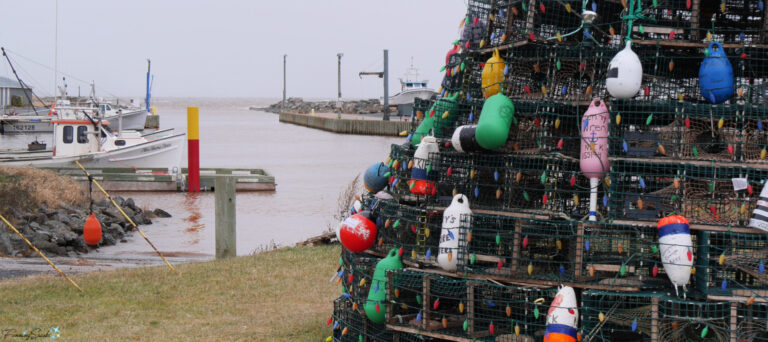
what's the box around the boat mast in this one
[54,0,58,105]
[145,59,152,111]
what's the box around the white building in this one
[0,76,33,109]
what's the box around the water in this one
[86,98,401,257]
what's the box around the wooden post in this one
[729,302,737,342]
[691,0,701,41]
[423,274,431,330]
[510,219,522,274]
[651,297,659,341]
[574,222,585,280]
[467,282,475,335]
[215,176,236,259]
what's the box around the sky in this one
[0,0,468,100]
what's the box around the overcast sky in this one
[0,1,467,100]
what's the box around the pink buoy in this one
[580,99,610,221]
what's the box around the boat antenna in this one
[145,59,152,111]
[1,47,39,115]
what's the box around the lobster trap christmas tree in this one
[328,0,768,341]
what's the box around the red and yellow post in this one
[187,107,200,192]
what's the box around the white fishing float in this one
[606,40,643,99]
[437,194,471,271]
[544,286,579,342]
[410,136,439,196]
[657,215,693,297]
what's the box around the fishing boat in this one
[0,106,184,169]
[388,59,436,114]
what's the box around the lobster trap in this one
[457,215,578,283]
[340,249,380,303]
[370,199,442,265]
[697,230,768,298]
[736,301,768,342]
[582,291,734,342]
[332,297,394,342]
[386,268,558,342]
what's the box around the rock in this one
[44,220,69,232]
[124,198,139,212]
[121,206,135,218]
[0,231,12,256]
[102,207,122,220]
[108,223,125,240]
[112,196,125,206]
[28,221,42,231]
[55,212,72,227]
[70,218,85,234]
[153,208,172,218]
[101,233,116,246]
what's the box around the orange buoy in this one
[83,212,102,245]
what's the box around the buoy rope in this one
[75,161,176,273]
[0,214,83,292]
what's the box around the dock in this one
[42,167,275,192]
[278,112,410,136]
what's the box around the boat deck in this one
[42,167,276,192]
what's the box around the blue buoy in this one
[699,42,734,104]
[364,162,390,193]
[591,2,597,11]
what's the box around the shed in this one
[0,75,32,108]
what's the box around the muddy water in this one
[92,98,401,257]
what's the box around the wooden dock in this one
[279,112,410,136]
[43,167,275,192]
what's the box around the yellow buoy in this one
[481,49,506,99]
[399,131,408,136]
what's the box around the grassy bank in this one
[0,166,85,219]
[0,245,341,341]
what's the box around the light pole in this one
[337,53,343,119]
[282,54,287,113]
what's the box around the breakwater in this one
[278,112,410,136]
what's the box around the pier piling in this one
[187,107,200,193]
[215,176,237,259]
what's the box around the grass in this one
[0,166,86,219]
[0,245,341,341]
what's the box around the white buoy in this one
[606,41,642,99]
[749,182,768,233]
[437,194,471,271]
[657,215,693,297]
[544,286,579,342]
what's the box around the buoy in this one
[700,42,734,104]
[438,194,472,271]
[749,182,768,233]
[657,215,693,296]
[339,211,377,253]
[476,93,516,150]
[364,162,389,193]
[83,212,102,246]
[606,41,642,99]
[364,248,403,323]
[544,286,579,342]
[410,136,439,196]
[451,125,487,153]
[482,49,506,99]
[580,99,610,221]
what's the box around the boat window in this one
[77,126,88,143]
[115,140,126,146]
[63,126,74,144]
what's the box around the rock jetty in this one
[252,97,384,114]
[0,196,168,257]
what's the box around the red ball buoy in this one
[83,212,102,246]
[339,211,377,253]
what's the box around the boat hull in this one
[0,109,148,134]
[0,133,185,170]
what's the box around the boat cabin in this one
[51,119,101,157]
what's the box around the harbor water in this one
[4,98,400,258]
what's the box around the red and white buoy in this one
[410,136,438,196]
[657,215,693,297]
[544,286,579,342]
[339,211,377,253]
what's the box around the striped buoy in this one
[451,125,486,153]
[657,215,693,297]
[749,183,768,233]
[544,286,579,342]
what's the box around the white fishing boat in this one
[0,99,148,134]
[388,59,436,107]
[0,107,184,169]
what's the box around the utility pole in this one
[358,49,390,121]
[383,49,389,121]
[282,54,287,112]
[337,53,343,119]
